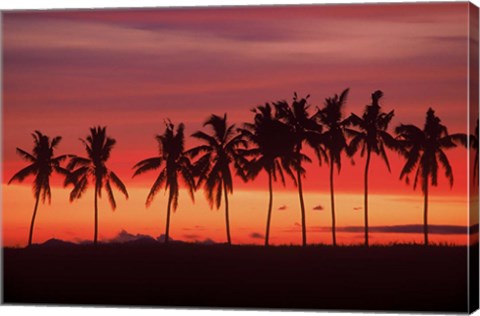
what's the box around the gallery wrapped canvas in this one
[1,1,479,313]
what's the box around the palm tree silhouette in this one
[133,121,195,243]
[8,131,68,246]
[346,91,396,246]
[66,126,128,245]
[314,89,350,246]
[274,93,319,247]
[239,103,297,246]
[395,108,466,246]
[187,114,246,245]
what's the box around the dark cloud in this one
[354,225,467,235]
[183,225,206,231]
[284,225,468,235]
[313,205,324,211]
[278,205,287,211]
[353,207,362,211]
[250,232,265,239]
[338,225,467,235]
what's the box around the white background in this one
[0,0,479,316]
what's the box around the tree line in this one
[9,89,478,247]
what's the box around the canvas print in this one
[1,1,479,313]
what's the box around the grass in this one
[3,242,475,312]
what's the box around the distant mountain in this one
[25,231,218,249]
[199,238,216,245]
[32,238,77,248]
[109,229,156,244]
[123,236,158,246]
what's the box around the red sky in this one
[2,3,477,246]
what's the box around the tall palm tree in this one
[395,108,466,246]
[132,121,195,243]
[346,90,396,247]
[8,131,68,246]
[187,114,246,245]
[239,103,297,246]
[66,126,128,245]
[274,93,319,247]
[314,88,350,247]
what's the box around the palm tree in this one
[66,126,128,245]
[395,108,466,246]
[8,131,68,246]
[274,93,319,247]
[187,114,246,245]
[346,90,396,247]
[314,88,350,247]
[239,103,297,246]
[132,121,195,243]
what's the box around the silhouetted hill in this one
[30,238,77,248]
[123,236,159,246]
[3,243,475,312]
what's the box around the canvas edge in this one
[468,1,480,314]
[0,10,4,307]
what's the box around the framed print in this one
[2,1,479,313]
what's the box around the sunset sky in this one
[2,3,477,247]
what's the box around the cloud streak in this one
[250,232,265,239]
[285,225,469,235]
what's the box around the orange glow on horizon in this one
[3,184,470,247]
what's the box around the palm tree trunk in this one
[224,182,232,245]
[28,193,41,247]
[297,168,307,247]
[165,192,172,243]
[364,149,371,247]
[265,170,273,247]
[94,186,98,245]
[329,160,336,247]
[423,179,429,246]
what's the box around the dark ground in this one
[2,242,475,312]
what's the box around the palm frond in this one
[438,136,457,149]
[412,164,421,191]
[109,171,128,199]
[184,145,212,158]
[214,180,223,210]
[69,175,88,201]
[146,168,167,207]
[67,156,91,170]
[38,176,51,204]
[378,130,398,150]
[274,159,286,186]
[132,157,162,177]
[400,148,421,180]
[191,131,219,149]
[105,180,117,210]
[346,134,365,157]
[8,164,36,184]
[437,149,454,187]
[15,148,36,162]
[51,136,62,149]
[378,142,391,172]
